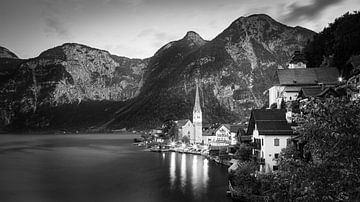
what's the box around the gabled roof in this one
[298,86,323,97]
[247,109,293,136]
[276,67,339,86]
[175,119,191,127]
[299,86,339,98]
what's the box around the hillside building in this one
[247,109,293,173]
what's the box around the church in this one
[175,79,203,144]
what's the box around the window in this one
[273,166,279,171]
[274,138,279,146]
[274,153,279,159]
[286,138,291,146]
[261,139,264,146]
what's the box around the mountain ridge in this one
[0,14,316,131]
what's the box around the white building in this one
[193,79,202,143]
[202,124,231,146]
[247,109,293,173]
[268,67,340,108]
[175,119,194,141]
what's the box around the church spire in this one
[193,78,202,113]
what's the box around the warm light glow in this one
[182,143,186,148]
[170,142,176,147]
[181,154,187,191]
[203,158,209,189]
[170,152,176,189]
[338,77,343,82]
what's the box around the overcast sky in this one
[0,0,358,59]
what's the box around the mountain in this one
[104,14,316,130]
[0,14,316,132]
[0,43,148,131]
[0,46,18,59]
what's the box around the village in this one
[134,51,360,199]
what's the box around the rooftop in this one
[276,67,339,86]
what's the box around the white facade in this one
[230,132,237,145]
[209,125,231,146]
[202,135,217,145]
[252,127,292,173]
[177,120,194,141]
[268,85,300,108]
[288,62,306,69]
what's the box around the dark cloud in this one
[283,0,343,22]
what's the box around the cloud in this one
[136,28,177,46]
[283,0,343,22]
[44,17,70,38]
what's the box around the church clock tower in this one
[193,78,202,143]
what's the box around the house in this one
[288,50,307,69]
[268,67,340,107]
[247,109,293,173]
[202,124,231,146]
[175,119,194,141]
[298,86,340,99]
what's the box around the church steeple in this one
[193,79,202,113]
[193,76,202,144]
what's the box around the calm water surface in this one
[0,134,231,202]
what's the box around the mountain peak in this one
[182,31,206,46]
[0,46,18,59]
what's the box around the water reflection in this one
[203,158,209,189]
[168,152,209,194]
[170,152,176,189]
[180,154,187,191]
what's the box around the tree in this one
[261,97,360,201]
[234,143,253,162]
[161,119,177,141]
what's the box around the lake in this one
[0,134,232,202]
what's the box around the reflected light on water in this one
[191,155,199,189]
[203,158,209,189]
[162,153,165,159]
[180,154,187,190]
[170,152,176,189]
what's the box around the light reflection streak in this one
[191,155,198,189]
[170,152,176,189]
[180,153,187,191]
[203,158,209,189]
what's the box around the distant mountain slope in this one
[0,46,18,59]
[0,43,148,130]
[105,14,315,130]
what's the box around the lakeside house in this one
[268,51,340,107]
[202,124,231,146]
[247,109,293,173]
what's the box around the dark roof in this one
[276,67,339,85]
[247,109,293,136]
[298,86,323,97]
[256,121,293,134]
[299,86,339,98]
[230,125,242,133]
[289,51,307,64]
[252,109,287,121]
[203,128,215,136]
[175,119,191,127]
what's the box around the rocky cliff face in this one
[106,14,315,129]
[0,44,148,129]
